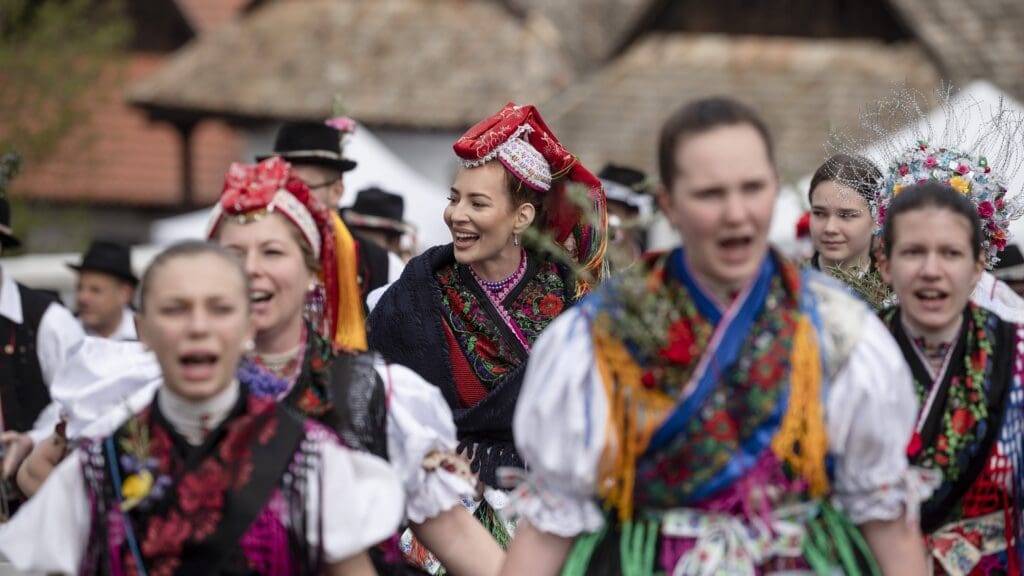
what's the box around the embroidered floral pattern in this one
[900,306,994,483]
[437,258,570,390]
[98,394,283,574]
[634,267,800,508]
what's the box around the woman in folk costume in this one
[0,241,403,575]
[877,182,1024,576]
[831,85,1024,323]
[367,103,607,544]
[500,97,927,575]
[206,158,503,576]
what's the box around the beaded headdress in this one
[829,84,1024,268]
[453,103,608,290]
[206,157,340,342]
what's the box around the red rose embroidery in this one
[448,290,466,313]
[703,411,737,442]
[178,466,226,514]
[473,336,498,358]
[659,320,696,365]
[978,201,995,219]
[641,371,657,389]
[297,389,324,413]
[191,509,221,540]
[538,293,564,317]
[142,511,191,557]
[220,428,254,463]
[951,408,975,435]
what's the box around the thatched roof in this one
[129,0,574,129]
[544,34,940,183]
[505,0,652,71]
[888,0,1024,103]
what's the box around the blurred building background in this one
[2,0,1024,256]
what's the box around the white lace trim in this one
[459,124,553,191]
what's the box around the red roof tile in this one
[10,55,240,207]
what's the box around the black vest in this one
[0,284,57,432]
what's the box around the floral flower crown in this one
[828,83,1024,269]
[877,141,1022,267]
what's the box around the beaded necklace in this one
[468,250,532,351]
[252,322,307,389]
[469,249,528,303]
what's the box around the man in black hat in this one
[68,240,138,340]
[0,196,84,487]
[598,163,655,271]
[260,121,399,301]
[341,186,416,258]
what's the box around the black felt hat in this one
[598,163,654,213]
[257,121,357,173]
[995,245,1024,282]
[0,196,20,249]
[68,241,137,285]
[341,187,413,236]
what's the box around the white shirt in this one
[972,270,1024,324]
[0,265,85,440]
[83,307,137,341]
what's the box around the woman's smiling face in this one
[445,161,524,268]
[215,213,316,340]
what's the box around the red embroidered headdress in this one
[454,103,608,291]
[206,157,340,343]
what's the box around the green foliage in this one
[827,264,895,312]
[0,0,131,162]
[520,181,607,284]
[0,150,21,196]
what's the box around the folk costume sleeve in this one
[317,442,406,563]
[825,312,921,524]
[0,451,91,574]
[511,306,608,537]
[379,359,478,524]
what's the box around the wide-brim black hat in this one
[0,196,21,249]
[67,240,137,285]
[256,121,357,173]
[598,163,654,214]
[340,187,413,236]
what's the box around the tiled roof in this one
[505,0,652,70]
[887,0,1024,103]
[545,33,940,183]
[10,55,239,207]
[129,0,575,129]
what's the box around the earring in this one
[513,233,520,247]
[244,339,255,353]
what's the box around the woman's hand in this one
[499,521,573,576]
[16,431,68,497]
[0,431,33,480]
[860,515,929,576]
[411,506,505,576]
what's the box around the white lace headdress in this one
[827,83,1024,268]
